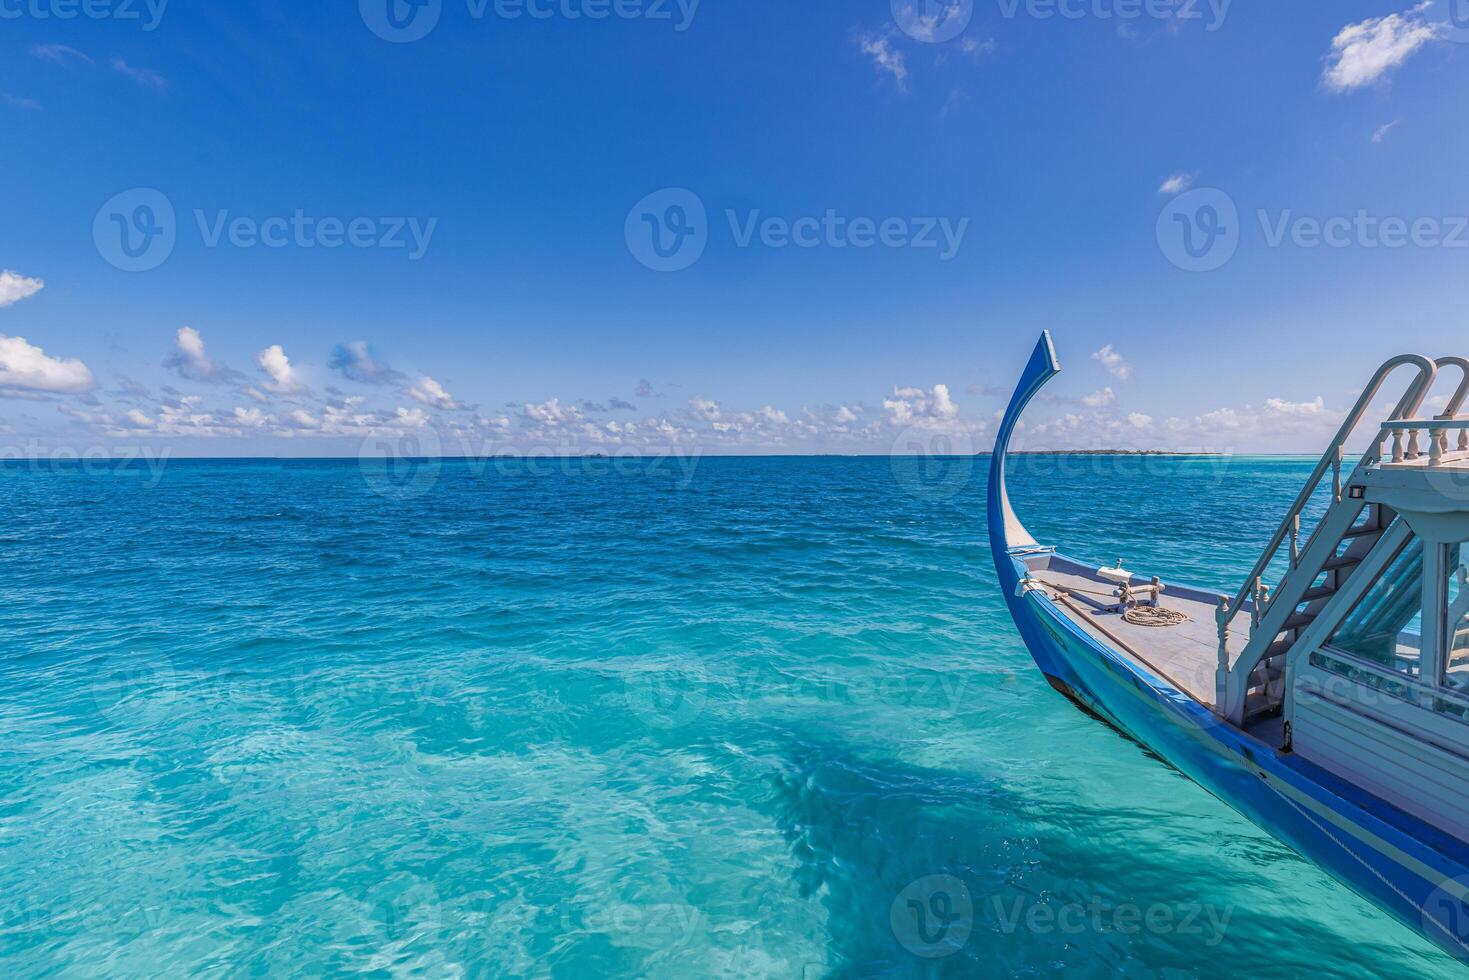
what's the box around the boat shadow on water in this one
[755,727,1445,978]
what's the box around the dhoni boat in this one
[990,333,1469,960]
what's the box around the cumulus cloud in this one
[256,344,305,394]
[165,326,241,383]
[328,341,403,385]
[0,271,44,308]
[0,334,95,394]
[1092,345,1133,381]
[1324,3,1442,92]
[1081,387,1116,407]
[1263,395,1326,416]
[883,384,959,425]
[404,375,460,410]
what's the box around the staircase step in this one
[1300,586,1336,603]
[1282,612,1317,630]
[1322,556,1361,571]
[1342,524,1384,539]
[1264,639,1293,659]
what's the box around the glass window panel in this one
[1444,545,1469,691]
[1329,539,1425,677]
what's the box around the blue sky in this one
[1,0,1466,456]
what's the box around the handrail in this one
[1219,354,1438,630]
[1435,356,1469,418]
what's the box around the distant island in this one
[1008,450,1225,456]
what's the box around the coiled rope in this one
[1122,605,1189,628]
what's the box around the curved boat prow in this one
[987,331,1059,567]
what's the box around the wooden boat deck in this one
[1025,560,1253,709]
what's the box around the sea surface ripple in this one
[0,455,1461,977]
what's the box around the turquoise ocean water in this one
[1,454,1463,977]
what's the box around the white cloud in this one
[1081,387,1116,407]
[405,375,460,410]
[960,37,998,58]
[858,35,909,89]
[256,344,304,394]
[689,397,721,421]
[1324,3,1442,93]
[112,57,166,89]
[1158,173,1193,195]
[0,271,44,308]
[0,333,95,394]
[30,44,92,66]
[883,384,959,425]
[1127,412,1154,428]
[1092,344,1133,381]
[165,326,240,383]
[1371,119,1402,143]
[1264,395,1326,416]
[524,397,587,428]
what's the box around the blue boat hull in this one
[989,333,1469,962]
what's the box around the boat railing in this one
[1378,419,1469,464]
[1375,355,1469,464]
[1217,354,1439,645]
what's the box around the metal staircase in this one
[1213,354,1467,726]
